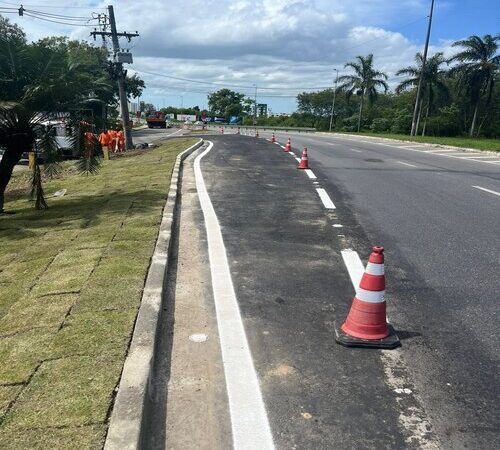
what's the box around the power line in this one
[0,1,104,10]
[22,12,97,27]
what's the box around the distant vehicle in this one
[146,111,167,128]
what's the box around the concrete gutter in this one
[322,132,499,155]
[104,138,205,450]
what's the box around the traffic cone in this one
[271,133,276,143]
[221,127,224,134]
[297,147,309,169]
[255,129,259,138]
[284,138,291,152]
[237,127,240,135]
[335,247,400,349]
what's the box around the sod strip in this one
[0,138,197,450]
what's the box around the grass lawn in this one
[0,138,197,449]
[335,132,500,152]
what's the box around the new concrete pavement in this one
[145,129,499,449]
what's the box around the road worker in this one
[117,130,125,152]
[107,129,118,152]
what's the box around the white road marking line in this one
[472,186,500,197]
[295,157,301,162]
[280,145,286,149]
[194,142,275,450]
[397,161,417,168]
[340,249,364,291]
[461,155,499,159]
[351,149,362,153]
[304,169,317,179]
[316,188,336,209]
[333,224,343,228]
[327,142,336,146]
[459,155,499,159]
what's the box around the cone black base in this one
[334,323,400,349]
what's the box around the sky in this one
[1,0,498,113]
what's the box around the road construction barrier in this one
[284,138,291,152]
[297,147,309,169]
[335,246,400,349]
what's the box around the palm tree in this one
[337,54,388,132]
[396,52,449,136]
[448,34,499,137]
[0,21,111,213]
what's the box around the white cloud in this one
[2,0,460,112]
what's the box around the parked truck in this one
[146,111,169,129]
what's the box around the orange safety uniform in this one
[107,129,118,152]
[117,130,125,152]
[98,131,110,147]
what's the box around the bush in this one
[370,118,391,133]
[390,109,413,134]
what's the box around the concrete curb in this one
[320,132,499,155]
[104,138,204,450]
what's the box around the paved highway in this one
[151,130,499,449]
[131,126,185,145]
[254,130,500,449]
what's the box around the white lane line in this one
[194,142,275,450]
[280,145,286,149]
[289,152,296,157]
[340,249,364,291]
[316,188,336,209]
[327,142,336,146]
[472,186,500,197]
[168,128,184,137]
[397,161,417,168]
[333,224,343,228]
[295,157,301,162]
[351,149,363,153]
[304,169,317,179]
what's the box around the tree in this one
[207,89,245,119]
[337,54,388,132]
[0,19,113,213]
[448,34,500,137]
[396,52,449,135]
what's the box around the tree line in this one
[259,34,499,138]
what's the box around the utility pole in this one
[410,0,435,136]
[329,69,339,132]
[90,5,139,150]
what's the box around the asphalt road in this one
[250,130,500,449]
[131,126,185,145]
[180,131,500,449]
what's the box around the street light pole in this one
[329,69,339,132]
[410,0,435,136]
[253,84,258,126]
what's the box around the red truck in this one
[146,111,169,129]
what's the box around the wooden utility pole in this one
[91,5,139,150]
[410,0,435,136]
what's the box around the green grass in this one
[0,138,197,449]
[335,132,500,152]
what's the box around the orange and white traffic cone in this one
[237,127,240,135]
[255,129,259,138]
[297,147,309,169]
[271,133,276,143]
[335,246,400,348]
[284,138,291,152]
[220,127,224,134]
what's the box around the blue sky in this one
[1,0,498,113]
